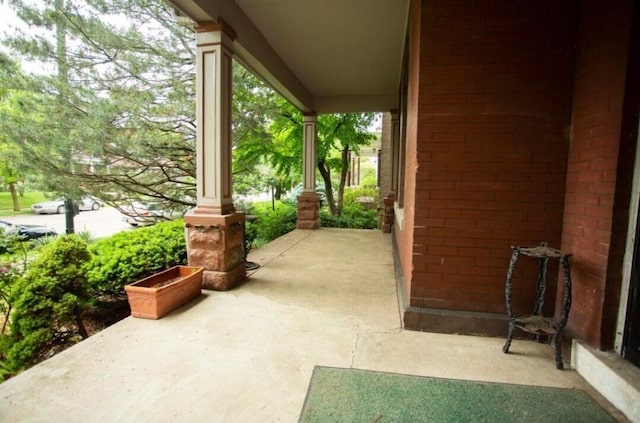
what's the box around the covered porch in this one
[0,229,618,421]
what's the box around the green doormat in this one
[299,366,615,423]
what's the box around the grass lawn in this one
[0,192,49,216]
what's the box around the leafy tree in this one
[0,148,21,211]
[1,0,198,210]
[231,64,294,199]
[268,101,376,215]
[1,0,375,217]
[0,53,31,211]
[2,1,288,209]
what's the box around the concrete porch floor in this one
[0,228,625,422]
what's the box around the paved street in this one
[2,206,133,239]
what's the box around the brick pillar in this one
[184,214,245,290]
[382,193,395,233]
[297,193,320,229]
[184,22,245,290]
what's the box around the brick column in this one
[381,193,395,233]
[297,114,320,229]
[378,111,396,230]
[184,22,245,290]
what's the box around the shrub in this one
[359,175,378,189]
[0,233,30,339]
[321,187,380,229]
[343,186,379,206]
[86,220,187,296]
[320,207,378,229]
[75,230,94,244]
[0,264,21,336]
[1,235,91,372]
[28,235,57,250]
[246,201,297,248]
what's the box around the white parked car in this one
[121,201,186,226]
[31,196,104,214]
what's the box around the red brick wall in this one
[408,0,577,315]
[561,0,635,349]
[396,0,421,296]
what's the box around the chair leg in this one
[503,322,514,353]
[553,333,564,370]
[503,250,519,354]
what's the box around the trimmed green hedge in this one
[86,220,187,296]
[320,207,378,229]
[245,201,298,248]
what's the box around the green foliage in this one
[320,208,378,229]
[75,230,94,244]
[359,175,378,189]
[0,359,14,381]
[232,64,282,195]
[0,220,187,376]
[1,235,91,372]
[0,230,37,341]
[86,220,187,296]
[1,0,198,208]
[244,201,297,248]
[2,1,377,219]
[0,54,35,214]
[28,234,58,250]
[0,263,21,336]
[264,104,377,215]
[321,187,379,229]
[343,186,379,206]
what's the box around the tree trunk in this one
[1,305,11,335]
[275,183,282,200]
[9,182,20,211]
[75,310,88,339]
[318,159,337,215]
[336,145,350,216]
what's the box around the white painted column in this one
[302,114,317,193]
[194,23,235,215]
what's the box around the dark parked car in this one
[0,220,58,240]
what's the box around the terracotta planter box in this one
[124,266,204,319]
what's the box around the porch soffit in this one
[169,0,410,114]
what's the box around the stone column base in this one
[202,264,246,290]
[382,194,395,233]
[297,192,320,229]
[184,209,246,291]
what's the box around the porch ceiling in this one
[169,0,410,114]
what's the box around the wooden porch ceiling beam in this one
[169,0,315,113]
